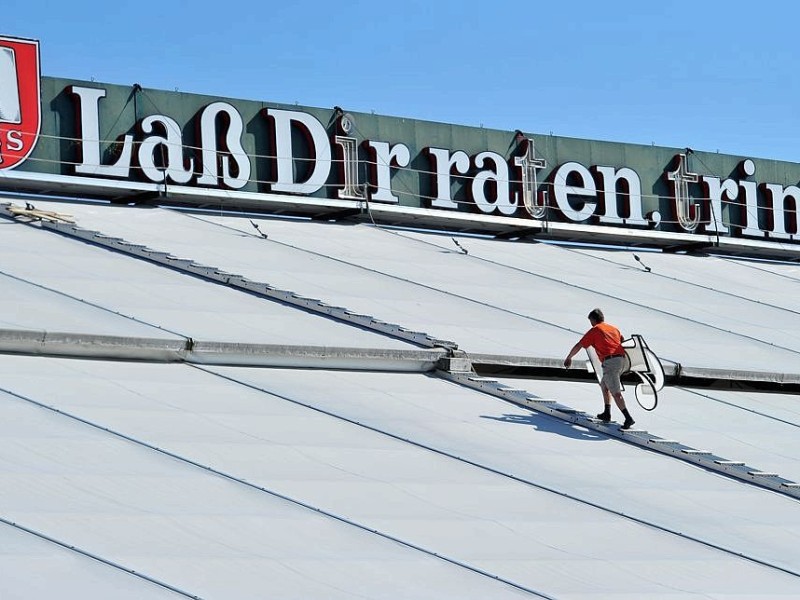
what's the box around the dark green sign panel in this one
[2,57,799,257]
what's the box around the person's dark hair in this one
[588,308,604,323]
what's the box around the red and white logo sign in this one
[0,36,40,170]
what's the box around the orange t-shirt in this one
[579,322,624,361]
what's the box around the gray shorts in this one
[601,356,625,395]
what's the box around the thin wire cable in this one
[561,245,800,318]
[8,129,800,240]
[713,255,800,282]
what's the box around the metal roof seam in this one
[716,254,800,283]
[0,516,204,599]
[564,245,800,318]
[0,265,190,341]
[679,387,800,429]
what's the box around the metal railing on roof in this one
[439,370,800,501]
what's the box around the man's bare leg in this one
[597,384,612,421]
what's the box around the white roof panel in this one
[384,229,800,373]
[204,366,800,574]
[578,247,800,313]
[0,377,535,599]
[0,354,797,598]
[20,203,550,355]
[19,202,800,373]
[0,216,414,349]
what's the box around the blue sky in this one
[5,1,799,163]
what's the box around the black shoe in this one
[596,411,611,422]
[621,416,635,430]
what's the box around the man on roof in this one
[563,308,635,430]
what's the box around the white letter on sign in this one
[366,140,410,204]
[266,108,331,195]
[138,115,194,184]
[472,151,515,216]
[197,102,251,189]
[762,183,800,240]
[70,86,133,178]
[593,166,646,226]
[427,147,470,209]
[552,161,597,221]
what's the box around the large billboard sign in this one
[1,35,798,258]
